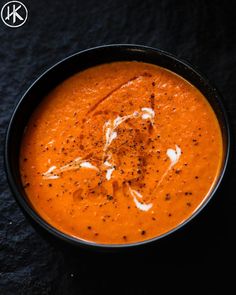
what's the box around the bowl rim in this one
[4,44,231,250]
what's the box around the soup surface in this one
[20,61,223,244]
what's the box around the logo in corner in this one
[1,1,28,28]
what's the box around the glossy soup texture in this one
[20,61,223,244]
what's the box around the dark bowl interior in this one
[5,44,230,251]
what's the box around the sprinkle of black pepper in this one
[185,192,193,195]
[165,194,171,201]
[107,195,113,201]
[48,183,52,187]
[87,226,92,230]
[141,230,146,235]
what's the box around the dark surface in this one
[0,0,236,294]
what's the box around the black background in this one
[0,0,236,294]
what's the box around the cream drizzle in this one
[103,159,115,181]
[128,186,153,212]
[103,111,139,153]
[80,162,99,170]
[42,158,98,179]
[166,145,181,167]
[141,107,155,124]
[42,166,59,179]
[102,107,156,182]
[43,107,156,186]
[151,145,182,196]
[103,108,155,153]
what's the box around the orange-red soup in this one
[20,62,223,244]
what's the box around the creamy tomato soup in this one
[20,61,223,244]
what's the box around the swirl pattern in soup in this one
[20,61,223,244]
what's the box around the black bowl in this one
[5,44,231,251]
